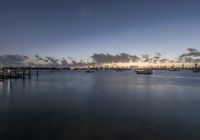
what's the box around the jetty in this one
[0,67,32,80]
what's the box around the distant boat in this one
[85,70,94,73]
[49,70,55,73]
[135,69,153,75]
[167,68,180,71]
[192,68,200,73]
[116,69,123,72]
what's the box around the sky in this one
[0,0,200,61]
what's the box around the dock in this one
[0,67,32,80]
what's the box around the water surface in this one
[0,70,200,140]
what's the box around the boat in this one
[192,68,200,73]
[49,70,55,73]
[116,69,123,72]
[135,69,153,75]
[167,68,180,71]
[85,70,94,73]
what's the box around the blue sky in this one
[0,0,200,60]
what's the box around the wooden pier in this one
[0,67,32,80]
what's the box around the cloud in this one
[184,57,194,63]
[152,53,162,63]
[0,54,29,66]
[1,49,199,67]
[45,57,60,67]
[156,52,161,57]
[142,54,151,62]
[91,53,139,63]
[35,55,48,62]
[179,48,200,58]
[159,59,169,63]
[33,56,88,67]
[60,58,69,67]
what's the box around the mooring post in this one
[28,68,32,78]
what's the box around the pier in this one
[0,67,32,80]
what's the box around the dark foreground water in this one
[0,70,200,140]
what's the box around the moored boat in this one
[192,68,200,73]
[116,69,123,72]
[135,69,153,75]
[85,70,94,73]
[167,68,180,71]
[49,70,55,73]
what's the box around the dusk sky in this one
[1,0,200,60]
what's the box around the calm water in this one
[0,70,200,140]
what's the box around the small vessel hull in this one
[135,69,153,75]
[85,70,94,73]
[192,69,200,73]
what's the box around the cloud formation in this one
[0,54,29,66]
[35,55,48,62]
[159,58,169,63]
[1,49,199,67]
[142,54,151,62]
[60,58,69,67]
[91,53,140,63]
[178,48,200,63]
[45,57,60,67]
[179,48,200,58]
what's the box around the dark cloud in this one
[0,54,29,66]
[130,55,140,62]
[45,57,60,67]
[159,59,169,63]
[142,54,151,62]
[156,52,161,57]
[23,56,29,59]
[184,57,194,63]
[154,53,161,59]
[153,53,162,63]
[35,55,48,62]
[33,56,87,67]
[60,58,69,67]
[179,48,200,58]
[91,53,139,63]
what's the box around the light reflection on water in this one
[0,70,200,140]
[0,81,2,95]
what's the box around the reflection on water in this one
[0,80,13,109]
[0,70,200,140]
[0,81,2,95]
